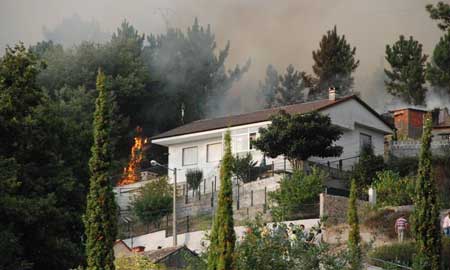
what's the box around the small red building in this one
[390,108,427,140]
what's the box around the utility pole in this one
[173,168,177,246]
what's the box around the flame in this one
[117,127,147,186]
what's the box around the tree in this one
[348,178,362,270]
[84,70,118,270]
[426,32,450,96]
[132,177,172,226]
[426,2,450,31]
[207,130,236,270]
[412,115,441,270]
[269,167,325,220]
[351,145,385,192]
[253,110,343,170]
[259,64,279,108]
[231,152,257,183]
[115,254,160,270]
[385,35,428,105]
[309,26,359,99]
[274,64,312,106]
[373,170,415,207]
[186,169,204,192]
[0,43,86,269]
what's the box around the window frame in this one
[206,142,222,163]
[359,132,372,150]
[182,146,198,166]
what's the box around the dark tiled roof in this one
[143,245,196,263]
[152,95,390,140]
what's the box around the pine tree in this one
[426,32,450,96]
[274,64,311,106]
[385,35,428,105]
[310,26,359,99]
[347,178,362,270]
[207,130,236,270]
[426,2,450,32]
[84,69,118,270]
[259,64,279,108]
[412,115,441,270]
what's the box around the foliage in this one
[207,130,236,270]
[426,32,450,96]
[114,254,161,270]
[347,178,362,270]
[132,177,173,226]
[235,219,348,270]
[384,35,428,105]
[186,169,204,191]
[426,2,450,31]
[373,170,414,207]
[274,64,312,106]
[386,155,418,177]
[411,115,441,270]
[309,25,359,99]
[84,70,118,270]
[368,238,450,270]
[253,110,343,170]
[269,167,325,220]
[351,145,385,192]
[260,64,279,108]
[368,242,416,268]
[231,152,257,183]
[0,43,87,269]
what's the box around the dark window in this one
[360,133,372,150]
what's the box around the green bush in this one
[352,145,385,192]
[269,167,325,220]
[368,238,450,270]
[368,242,415,268]
[231,152,258,183]
[132,177,172,226]
[185,168,203,190]
[373,170,415,207]
[386,155,419,177]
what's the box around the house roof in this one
[143,245,197,263]
[152,95,392,141]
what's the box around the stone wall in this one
[320,193,369,225]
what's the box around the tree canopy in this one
[253,110,343,170]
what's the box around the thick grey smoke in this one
[0,0,445,113]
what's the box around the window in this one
[207,143,222,162]
[360,133,372,150]
[182,147,198,166]
[232,134,249,153]
[249,132,257,150]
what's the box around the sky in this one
[0,0,445,113]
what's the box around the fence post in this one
[182,185,185,197]
[272,161,275,176]
[283,157,286,173]
[251,190,254,207]
[199,186,201,201]
[319,193,325,218]
[185,185,188,204]
[204,179,206,194]
[369,187,377,205]
[237,183,240,210]
[263,187,267,213]
[339,159,343,171]
[186,216,190,233]
[214,176,217,192]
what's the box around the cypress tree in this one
[348,178,362,270]
[412,115,441,270]
[310,26,359,99]
[84,69,118,270]
[207,130,236,270]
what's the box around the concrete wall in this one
[390,140,450,158]
[320,193,369,225]
[123,218,320,254]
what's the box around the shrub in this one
[368,242,415,268]
[269,167,325,220]
[132,177,172,226]
[363,209,411,239]
[373,170,414,207]
[386,155,418,177]
[231,152,258,183]
[185,169,203,190]
[351,145,385,192]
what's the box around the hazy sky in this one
[0,0,445,112]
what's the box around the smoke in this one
[0,0,445,114]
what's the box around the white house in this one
[151,90,392,184]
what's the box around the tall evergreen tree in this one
[426,2,450,31]
[84,70,118,270]
[385,35,428,105]
[426,32,450,96]
[259,64,279,108]
[274,64,311,106]
[347,178,362,270]
[310,26,359,99]
[207,130,236,270]
[412,115,441,270]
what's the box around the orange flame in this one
[117,127,147,186]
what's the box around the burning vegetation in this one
[117,127,148,186]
